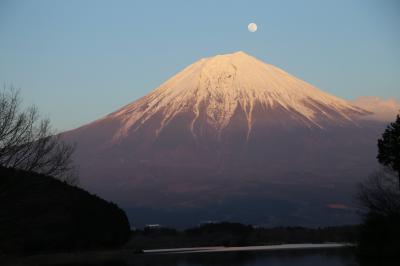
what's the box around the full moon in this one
[248,23,257,32]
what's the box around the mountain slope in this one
[63,51,385,228]
[100,51,367,141]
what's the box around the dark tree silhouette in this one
[357,169,400,258]
[377,114,400,189]
[357,114,400,258]
[0,87,77,184]
[358,169,400,216]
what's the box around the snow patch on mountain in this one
[107,51,367,140]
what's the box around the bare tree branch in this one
[358,167,400,217]
[0,86,78,184]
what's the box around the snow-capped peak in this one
[108,51,367,139]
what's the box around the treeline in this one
[125,222,358,250]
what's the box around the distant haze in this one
[351,96,400,122]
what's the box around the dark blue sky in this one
[1,0,399,131]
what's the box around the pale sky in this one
[0,0,399,131]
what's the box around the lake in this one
[4,246,397,266]
[130,249,358,266]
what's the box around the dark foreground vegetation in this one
[356,114,400,258]
[0,167,130,254]
[0,88,130,255]
[125,222,358,250]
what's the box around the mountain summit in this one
[64,51,383,228]
[107,51,366,140]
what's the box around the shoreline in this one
[1,243,352,266]
[144,243,351,254]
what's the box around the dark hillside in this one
[0,167,130,254]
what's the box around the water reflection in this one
[10,248,400,266]
[58,249,357,266]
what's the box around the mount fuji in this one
[63,51,388,228]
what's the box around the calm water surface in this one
[56,249,373,266]
[7,248,397,266]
